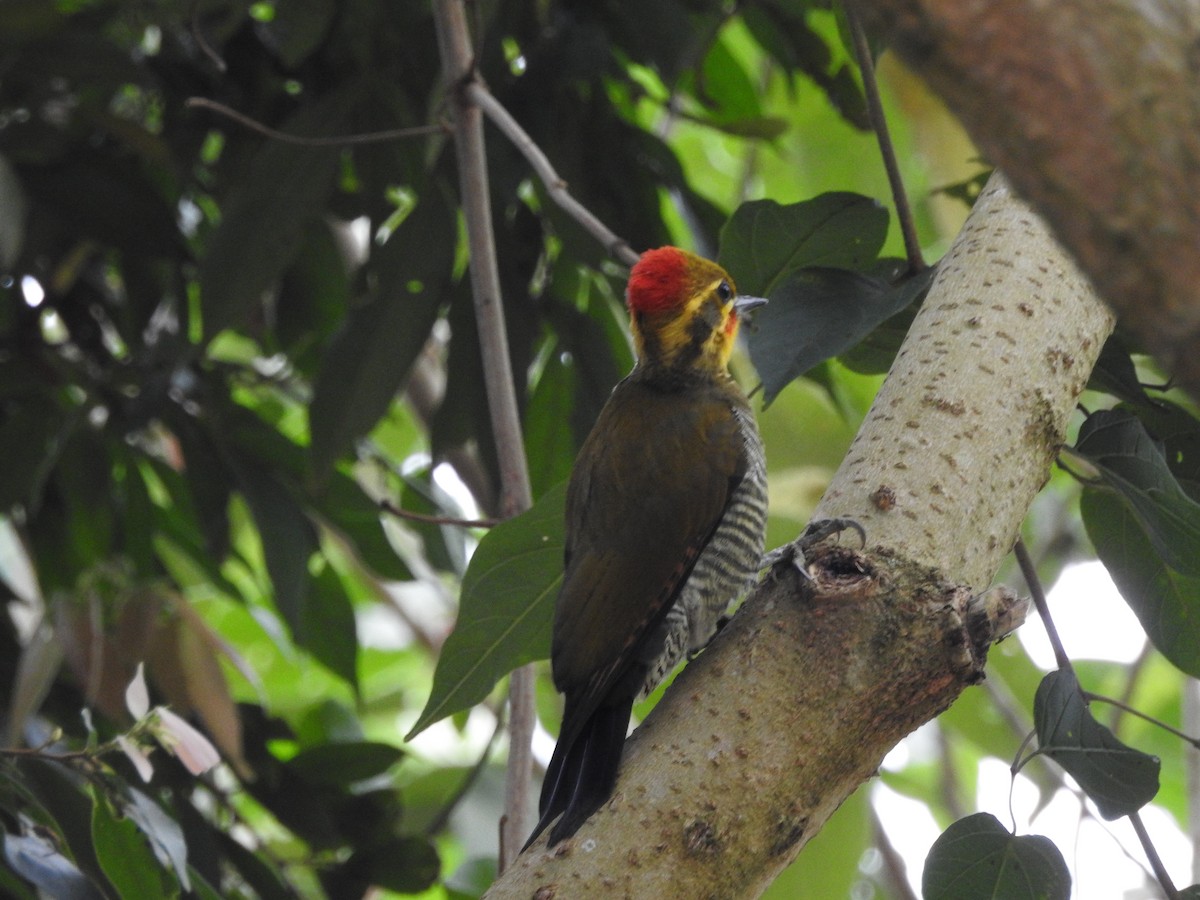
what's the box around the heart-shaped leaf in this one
[718,193,888,297]
[1072,408,1200,577]
[1033,669,1160,819]
[746,265,934,406]
[923,812,1070,900]
[1081,488,1200,677]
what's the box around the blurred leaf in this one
[229,460,319,637]
[2,831,95,900]
[1081,489,1200,676]
[122,789,191,895]
[351,836,439,893]
[91,789,171,898]
[742,3,868,129]
[1033,669,1160,819]
[285,741,404,787]
[198,94,346,340]
[718,193,888,297]
[1073,408,1200,577]
[0,400,70,509]
[922,813,1070,900]
[18,154,184,259]
[275,219,352,376]
[308,195,452,478]
[747,265,933,406]
[15,758,109,893]
[300,565,359,691]
[261,0,337,68]
[407,483,566,739]
[524,349,580,499]
[761,788,868,899]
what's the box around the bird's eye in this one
[716,281,732,302]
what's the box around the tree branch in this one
[467,85,639,268]
[491,176,1113,896]
[848,0,1200,394]
[431,0,535,869]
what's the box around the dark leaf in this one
[1081,489,1200,677]
[260,0,337,68]
[747,265,932,406]
[353,837,439,893]
[308,195,452,479]
[407,482,566,739]
[198,93,347,340]
[1033,669,1160,819]
[1087,332,1157,409]
[922,812,1070,900]
[718,193,888,297]
[285,741,404,787]
[12,760,109,894]
[300,565,360,691]
[1073,408,1200,577]
[229,459,319,638]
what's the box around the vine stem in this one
[844,4,925,273]
[1130,811,1181,899]
[432,0,535,870]
[1013,538,1073,672]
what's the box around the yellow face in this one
[627,248,744,377]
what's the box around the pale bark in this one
[850,0,1200,393]
[488,175,1114,898]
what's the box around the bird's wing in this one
[549,379,748,736]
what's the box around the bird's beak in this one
[734,295,768,315]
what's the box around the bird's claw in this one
[798,517,866,551]
[760,518,866,581]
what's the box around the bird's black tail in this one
[523,697,633,851]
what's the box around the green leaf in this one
[406,482,566,739]
[922,813,1070,900]
[230,460,319,637]
[1081,488,1200,676]
[285,741,404,787]
[524,350,581,499]
[718,193,888,297]
[91,789,172,899]
[308,196,452,478]
[1073,408,1200,577]
[1033,669,1160,819]
[300,565,360,691]
[746,265,933,407]
[123,789,191,894]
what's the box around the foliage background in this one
[0,1,1195,897]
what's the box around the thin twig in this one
[844,4,925,273]
[185,97,449,146]
[378,498,500,530]
[1084,691,1200,750]
[188,4,227,72]
[467,84,639,267]
[1014,539,1073,672]
[425,706,507,835]
[869,802,919,900]
[1129,811,1181,899]
[432,0,536,870]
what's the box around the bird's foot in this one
[761,518,866,581]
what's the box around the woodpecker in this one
[525,246,768,849]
